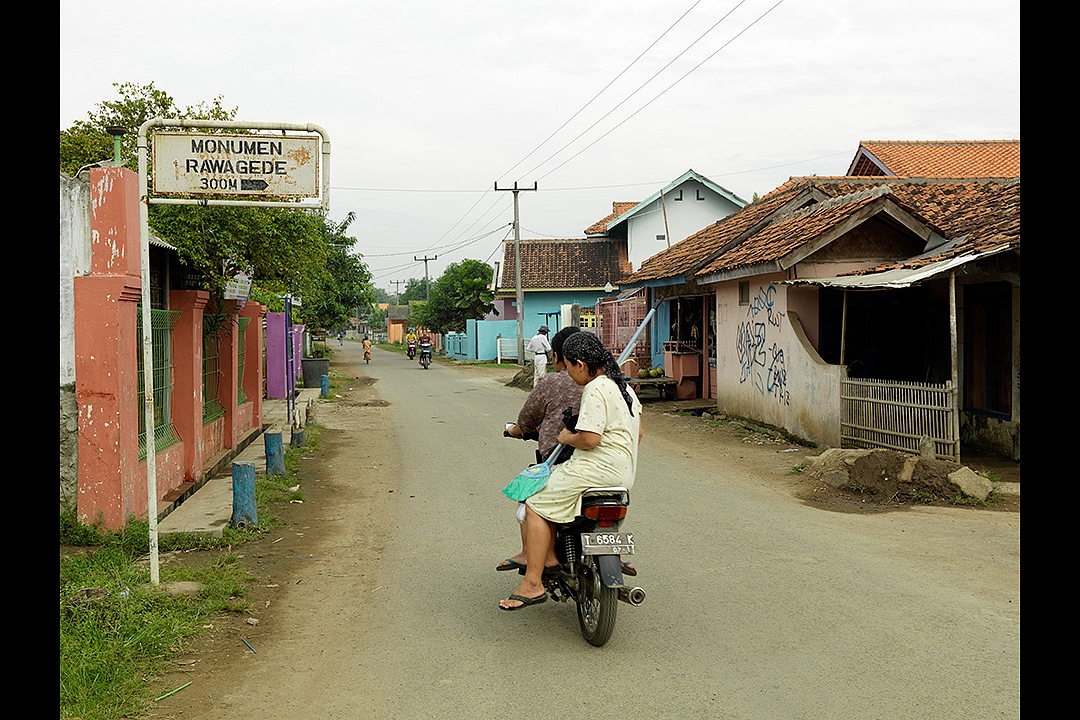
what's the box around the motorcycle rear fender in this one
[597,554,624,588]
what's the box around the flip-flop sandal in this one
[496,559,526,572]
[499,592,548,611]
[622,562,637,577]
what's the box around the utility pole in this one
[494,181,537,365]
[390,279,405,304]
[414,255,438,303]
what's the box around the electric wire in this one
[535,0,790,182]
[356,0,792,285]
[519,0,752,182]
[364,1,713,275]
[497,0,702,184]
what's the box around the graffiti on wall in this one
[735,283,789,405]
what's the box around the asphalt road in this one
[192,342,1020,720]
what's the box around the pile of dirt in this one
[795,447,1017,513]
[504,365,535,391]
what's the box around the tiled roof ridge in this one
[502,237,594,244]
[794,174,1010,183]
[860,139,1019,146]
[771,185,891,223]
[584,201,638,235]
[795,175,1018,185]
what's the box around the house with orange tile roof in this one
[487,170,744,355]
[846,139,1020,178]
[619,148,1020,462]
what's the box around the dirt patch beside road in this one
[622,399,1019,515]
[146,369,400,719]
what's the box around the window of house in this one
[739,281,750,305]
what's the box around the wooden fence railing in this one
[840,378,958,461]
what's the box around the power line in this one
[497,0,703,184]
[536,0,791,182]
[358,2,711,264]
[520,0,752,181]
[355,0,793,274]
[359,224,510,258]
[332,147,848,198]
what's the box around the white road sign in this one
[152,132,320,198]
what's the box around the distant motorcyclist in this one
[417,334,432,367]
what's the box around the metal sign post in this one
[137,117,329,584]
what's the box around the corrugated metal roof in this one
[783,244,1014,289]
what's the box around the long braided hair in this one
[561,332,636,417]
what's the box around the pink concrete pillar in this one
[219,315,240,449]
[240,302,265,428]
[170,290,210,481]
[75,168,144,529]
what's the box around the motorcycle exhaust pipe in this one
[618,586,646,606]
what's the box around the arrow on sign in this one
[241,179,270,191]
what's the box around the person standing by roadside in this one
[527,325,552,387]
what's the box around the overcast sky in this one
[60,0,1020,292]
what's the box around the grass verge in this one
[60,426,320,720]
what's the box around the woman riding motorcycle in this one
[499,332,642,611]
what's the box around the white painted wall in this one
[60,173,92,385]
[626,178,741,270]
[715,275,843,447]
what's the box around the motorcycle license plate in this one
[581,532,635,556]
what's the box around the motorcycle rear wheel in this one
[576,557,618,646]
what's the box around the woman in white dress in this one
[500,332,642,610]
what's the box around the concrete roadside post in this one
[265,432,286,476]
[321,374,329,398]
[291,418,306,447]
[231,461,258,528]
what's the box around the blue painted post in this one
[231,461,258,528]
[291,425,306,447]
[265,432,285,476]
[321,374,329,398]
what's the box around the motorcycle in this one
[503,422,645,647]
[418,339,432,369]
[407,340,417,360]
[364,348,371,364]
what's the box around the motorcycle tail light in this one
[584,504,627,522]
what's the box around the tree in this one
[302,212,375,330]
[413,259,496,333]
[59,81,234,176]
[60,83,375,328]
[398,278,429,304]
